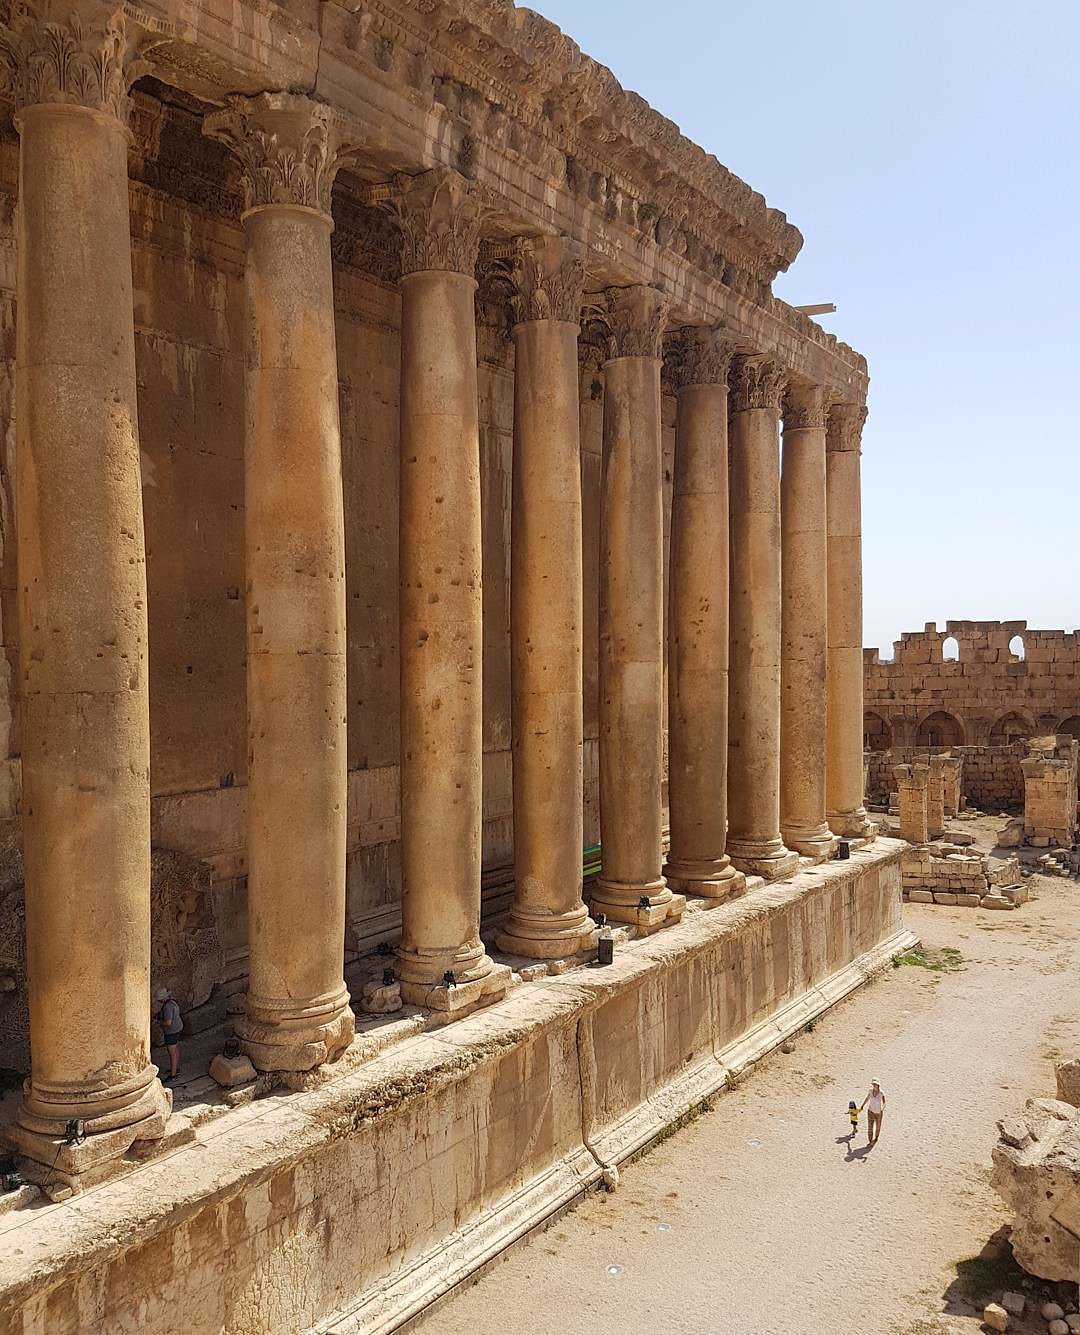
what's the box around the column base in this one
[727,836,801,881]
[396,940,512,1013]
[10,1065,171,1193]
[496,903,597,960]
[781,824,839,863]
[828,807,878,841]
[662,856,747,905]
[238,987,355,1073]
[590,876,685,933]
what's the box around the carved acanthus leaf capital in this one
[827,401,869,452]
[511,235,585,326]
[783,381,829,430]
[729,355,786,413]
[666,325,737,389]
[385,168,488,277]
[0,0,169,126]
[601,285,670,361]
[204,93,356,217]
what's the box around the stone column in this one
[389,171,510,1007]
[593,286,683,930]
[205,95,355,1071]
[6,0,170,1185]
[780,383,837,861]
[927,754,947,838]
[726,356,800,880]
[497,238,596,958]
[662,328,745,904]
[826,402,875,839]
[941,755,963,817]
[894,764,929,845]
[1021,737,1079,847]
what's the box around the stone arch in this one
[915,710,964,747]
[941,636,959,661]
[1008,634,1025,660]
[1058,715,1080,740]
[863,711,892,751]
[989,711,1035,745]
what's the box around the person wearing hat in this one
[155,987,183,1083]
[860,1078,886,1144]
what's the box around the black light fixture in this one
[442,970,457,988]
[597,936,615,966]
[595,912,607,929]
[2,1170,22,1192]
[637,894,651,909]
[382,968,396,987]
[223,1036,241,1059]
[65,1118,86,1146]
[837,840,851,861]
[376,940,393,957]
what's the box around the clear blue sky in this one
[533,0,1080,655]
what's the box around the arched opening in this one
[1008,635,1025,660]
[863,711,892,751]
[989,711,1033,745]
[1058,716,1080,740]
[915,710,964,748]
[941,636,959,662]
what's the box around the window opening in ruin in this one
[1008,634,1025,660]
[989,711,1032,745]
[941,636,959,661]
[863,711,891,751]
[915,709,963,748]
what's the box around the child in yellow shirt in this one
[847,1100,860,1136]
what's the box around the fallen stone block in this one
[1000,1291,1025,1316]
[907,889,934,903]
[933,892,958,905]
[1056,1057,1080,1107]
[957,893,982,908]
[210,1052,258,1088]
[981,892,1015,910]
[983,1302,1008,1331]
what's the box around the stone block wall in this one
[867,743,1028,812]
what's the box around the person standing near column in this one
[206,94,355,1071]
[497,237,596,958]
[7,0,170,1185]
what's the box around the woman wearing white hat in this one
[155,987,184,1083]
[860,1078,886,1144]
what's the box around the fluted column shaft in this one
[663,329,744,903]
[8,0,169,1183]
[780,383,837,860]
[826,403,874,838]
[390,171,509,1008]
[206,95,355,1071]
[593,287,683,930]
[498,239,595,958]
[727,357,800,881]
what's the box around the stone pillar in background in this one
[7,0,170,1184]
[593,286,683,930]
[390,171,510,1007]
[927,754,947,838]
[205,95,355,1071]
[1021,737,1079,848]
[727,356,800,881]
[894,764,930,845]
[779,382,837,861]
[826,402,875,840]
[663,328,745,904]
[497,237,596,958]
[942,755,963,817]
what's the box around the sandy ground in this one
[419,856,1080,1335]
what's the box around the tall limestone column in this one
[826,402,875,839]
[497,238,596,958]
[727,356,800,881]
[7,0,170,1184]
[779,383,837,860]
[663,328,745,904]
[205,95,354,1071]
[593,286,683,930]
[389,171,510,1008]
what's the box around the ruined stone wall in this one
[867,743,1028,813]
[864,620,1080,750]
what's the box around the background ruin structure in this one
[0,1,914,1329]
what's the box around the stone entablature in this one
[864,620,1080,750]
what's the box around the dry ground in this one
[419,856,1080,1335]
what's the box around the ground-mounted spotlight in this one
[837,840,851,861]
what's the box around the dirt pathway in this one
[418,875,1080,1335]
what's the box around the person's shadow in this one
[836,1133,874,1162]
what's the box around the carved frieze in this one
[666,326,737,389]
[827,401,869,452]
[0,0,169,126]
[385,168,487,277]
[600,285,669,361]
[510,235,585,326]
[783,382,829,430]
[204,93,357,216]
[729,355,786,413]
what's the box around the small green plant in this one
[892,946,965,972]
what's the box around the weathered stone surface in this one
[1056,1057,1080,1108]
[209,1052,257,1088]
[982,1301,1008,1331]
[1042,1302,1066,1322]
[1000,1291,1025,1315]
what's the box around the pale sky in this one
[533,0,1080,656]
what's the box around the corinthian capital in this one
[511,235,586,326]
[386,169,487,277]
[0,0,168,126]
[602,285,670,361]
[783,381,829,430]
[827,401,868,452]
[729,355,786,413]
[667,325,736,389]
[204,93,356,217]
